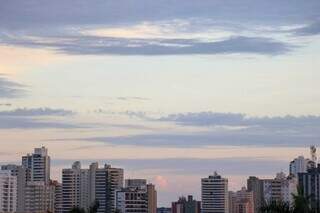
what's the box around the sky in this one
[0,0,320,206]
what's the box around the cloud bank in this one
[74,112,320,148]
[0,108,79,129]
[0,75,26,98]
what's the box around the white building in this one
[116,179,157,213]
[94,164,124,213]
[116,187,148,213]
[201,172,228,213]
[22,146,51,184]
[289,156,314,177]
[62,161,90,213]
[262,172,297,206]
[0,170,17,213]
[24,181,55,213]
[1,164,26,213]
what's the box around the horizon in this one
[0,0,319,208]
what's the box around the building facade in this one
[62,161,90,213]
[201,172,228,213]
[247,176,263,213]
[298,164,320,211]
[171,195,200,213]
[229,187,254,213]
[1,164,26,213]
[22,146,51,184]
[0,170,17,213]
[24,181,55,213]
[94,164,124,213]
[289,156,315,177]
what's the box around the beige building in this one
[147,184,157,213]
[0,170,17,213]
[229,187,254,213]
[24,181,55,213]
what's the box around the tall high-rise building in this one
[171,195,201,213]
[116,179,157,213]
[116,186,148,213]
[247,176,263,213]
[51,180,62,213]
[1,164,26,213]
[228,187,254,213]
[147,184,157,213]
[125,179,147,188]
[289,156,315,177]
[94,164,124,213]
[201,172,228,213]
[61,161,90,213]
[0,170,17,213]
[262,172,297,205]
[22,146,50,184]
[298,164,320,210]
[24,181,55,213]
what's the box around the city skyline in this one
[0,145,317,207]
[0,0,319,208]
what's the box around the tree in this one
[88,200,100,213]
[69,207,86,213]
[260,186,317,213]
[261,200,292,213]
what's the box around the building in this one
[22,146,51,184]
[201,172,228,213]
[247,176,263,213]
[262,172,297,205]
[126,179,147,188]
[51,180,62,213]
[116,179,157,213]
[289,156,315,177]
[116,187,148,213]
[171,195,200,213]
[157,207,171,213]
[229,187,254,213]
[0,170,17,213]
[61,161,90,213]
[147,184,157,213]
[1,164,26,213]
[94,164,124,213]
[24,181,55,213]
[298,164,320,210]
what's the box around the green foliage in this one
[261,186,318,213]
[69,200,100,213]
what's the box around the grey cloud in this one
[0,108,80,129]
[81,131,319,148]
[0,0,319,29]
[0,75,26,98]
[294,21,320,36]
[52,157,288,176]
[0,116,80,129]
[159,112,320,129]
[0,34,292,56]
[0,107,74,116]
[71,112,320,148]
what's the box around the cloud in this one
[2,0,316,56]
[0,107,74,116]
[0,117,80,129]
[70,112,320,148]
[1,0,319,29]
[0,107,80,129]
[0,75,26,98]
[294,21,320,36]
[0,33,292,56]
[159,112,320,129]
